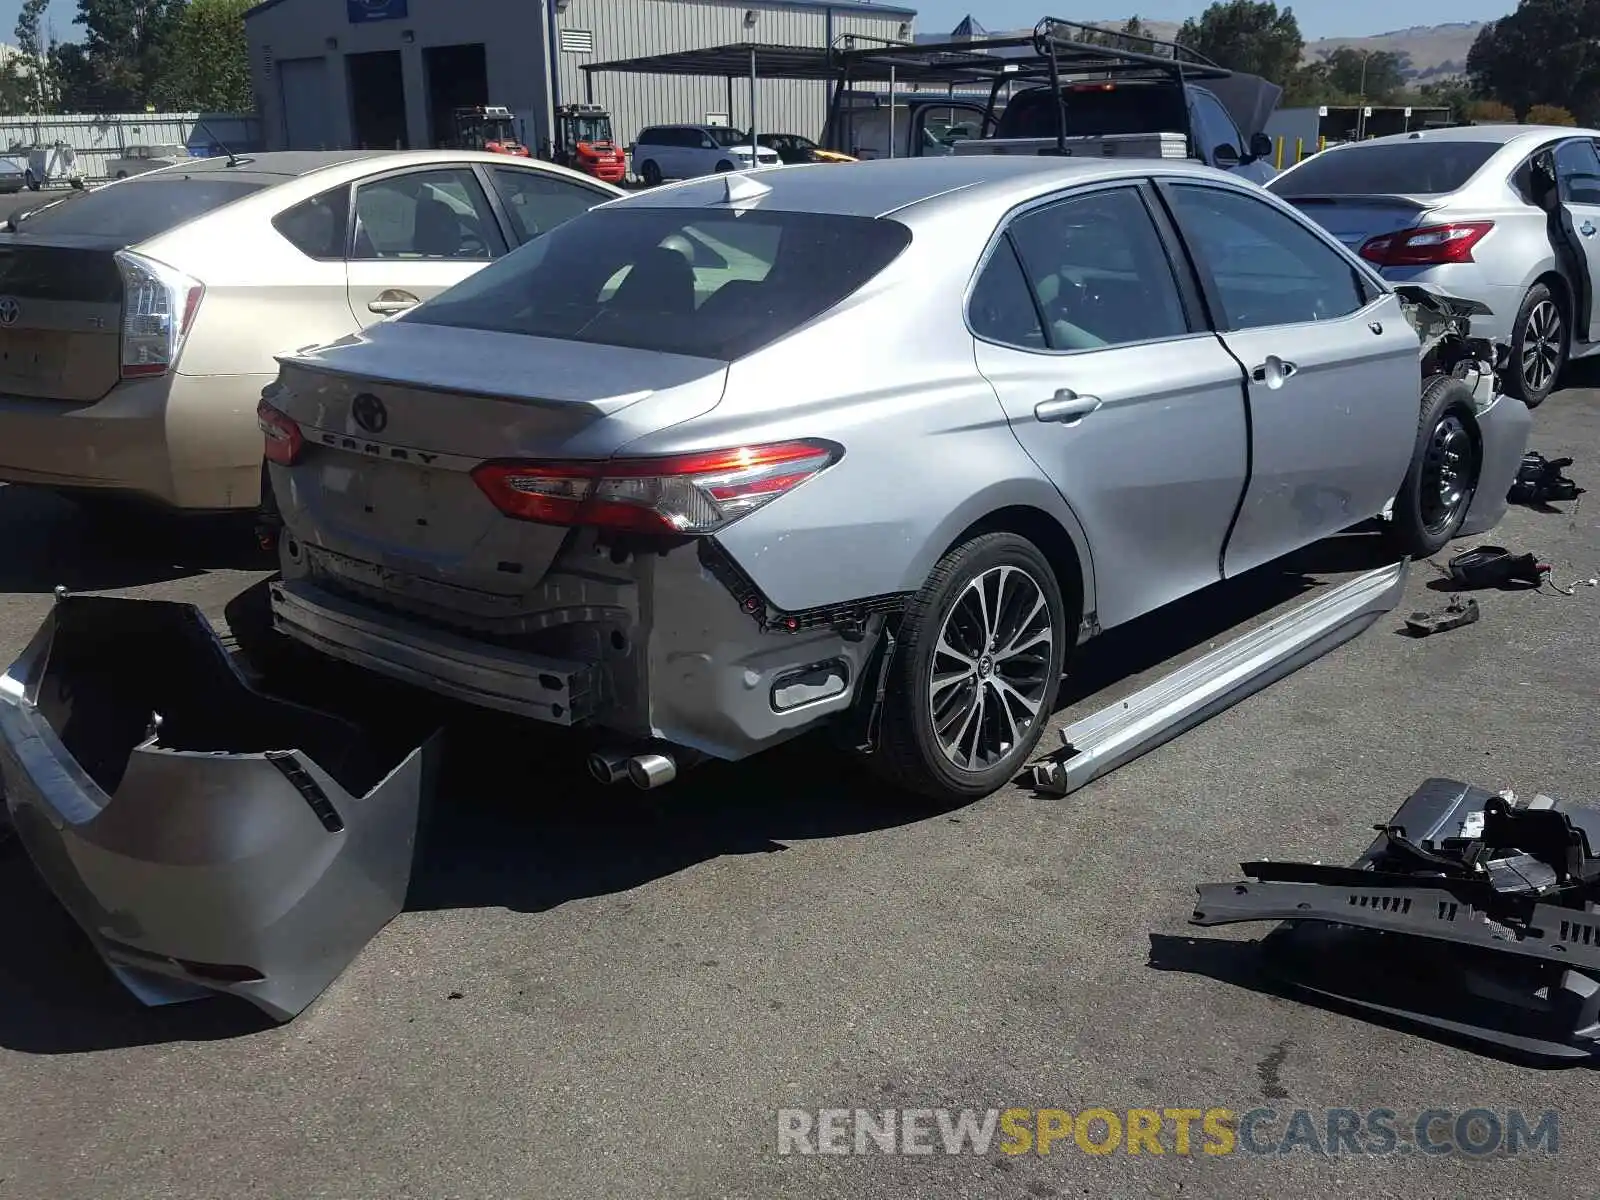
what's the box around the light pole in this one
[1356,48,1373,139]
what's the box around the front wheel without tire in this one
[1385,374,1483,560]
[866,532,1068,802]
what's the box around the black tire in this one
[714,160,735,173]
[1385,374,1483,560]
[24,173,37,192]
[1506,281,1565,408]
[865,532,1069,801]
[115,170,128,179]
[640,160,662,187]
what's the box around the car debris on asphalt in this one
[1508,451,1584,506]
[1191,778,1600,1063]
[1403,595,1481,637]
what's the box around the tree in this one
[1467,98,1517,122]
[1176,0,1304,85]
[0,0,56,115]
[1320,46,1408,100]
[1467,0,1600,122]
[1527,102,1578,125]
[61,0,186,112]
[156,0,253,111]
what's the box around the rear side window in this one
[273,187,350,260]
[402,207,913,360]
[1268,141,1500,197]
[14,178,269,242]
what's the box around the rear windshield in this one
[997,83,1189,140]
[1268,141,1500,197]
[402,207,913,360]
[15,177,269,242]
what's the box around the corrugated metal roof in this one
[245,0,914,20]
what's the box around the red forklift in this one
[451,105,531,156]
[547,103,627,183]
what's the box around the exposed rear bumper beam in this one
[270,578,595,725]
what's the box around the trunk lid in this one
[1277,194,1439,257]
[273,322,729,617]
[0,238,124,401]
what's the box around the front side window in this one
[1164,183,1366,330]
[1554,138,1600,205]
[350,167,506,261]
[402,207,912,361]
[1003,186,1189,351]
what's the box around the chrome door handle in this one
[1582,221,1596,236]
[1034,389,1103,424]
[1250,356,1298,388]
[368,290,420,315]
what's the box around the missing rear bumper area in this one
[0,594,441,1022]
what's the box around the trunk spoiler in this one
[1280,193,1439,208]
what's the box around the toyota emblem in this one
[351,392,388,434]
[0,297,19,327]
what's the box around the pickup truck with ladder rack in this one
[824,17,1282,184]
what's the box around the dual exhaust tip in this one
[587,749,677,790]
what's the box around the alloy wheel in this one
[1521,299,1562,395]
[928,564,1055,771]
[1419,410,1476,536]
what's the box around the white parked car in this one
[107,143,195,179]
[630,123,781,186]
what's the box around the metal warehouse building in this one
[244,0,915,156]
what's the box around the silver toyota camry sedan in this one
[255,155,1529,803]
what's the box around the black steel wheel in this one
[640,160,663,187]
[866,531,1069,801]
[1385,374,1482,559]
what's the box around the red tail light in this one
[258,399,304,466]
[471,440,840,534]
[1359,221,1493,267]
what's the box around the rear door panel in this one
[973,183,1249,629]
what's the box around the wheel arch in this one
[923,496,1095,640]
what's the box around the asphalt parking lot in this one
[0,383,1596,1199]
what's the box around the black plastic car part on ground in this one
[1192,778,1600,1062]
[0,593,442,1022]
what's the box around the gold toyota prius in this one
[0,148,623,512]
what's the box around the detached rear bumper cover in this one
[1460,389,1533,538]
[0,595,440,1022]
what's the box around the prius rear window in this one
[16,177,269,242]
[402,207,913,360]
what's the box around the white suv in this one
[631,124,781,185]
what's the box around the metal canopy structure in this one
[580,18,1239,157]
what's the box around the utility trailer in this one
[825,17,1282,184]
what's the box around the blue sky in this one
[2,0,1520,50]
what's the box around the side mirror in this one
[1250,132,1274,161]
[1212,143,1241,169]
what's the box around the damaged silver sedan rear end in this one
[0,594,440,1021]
